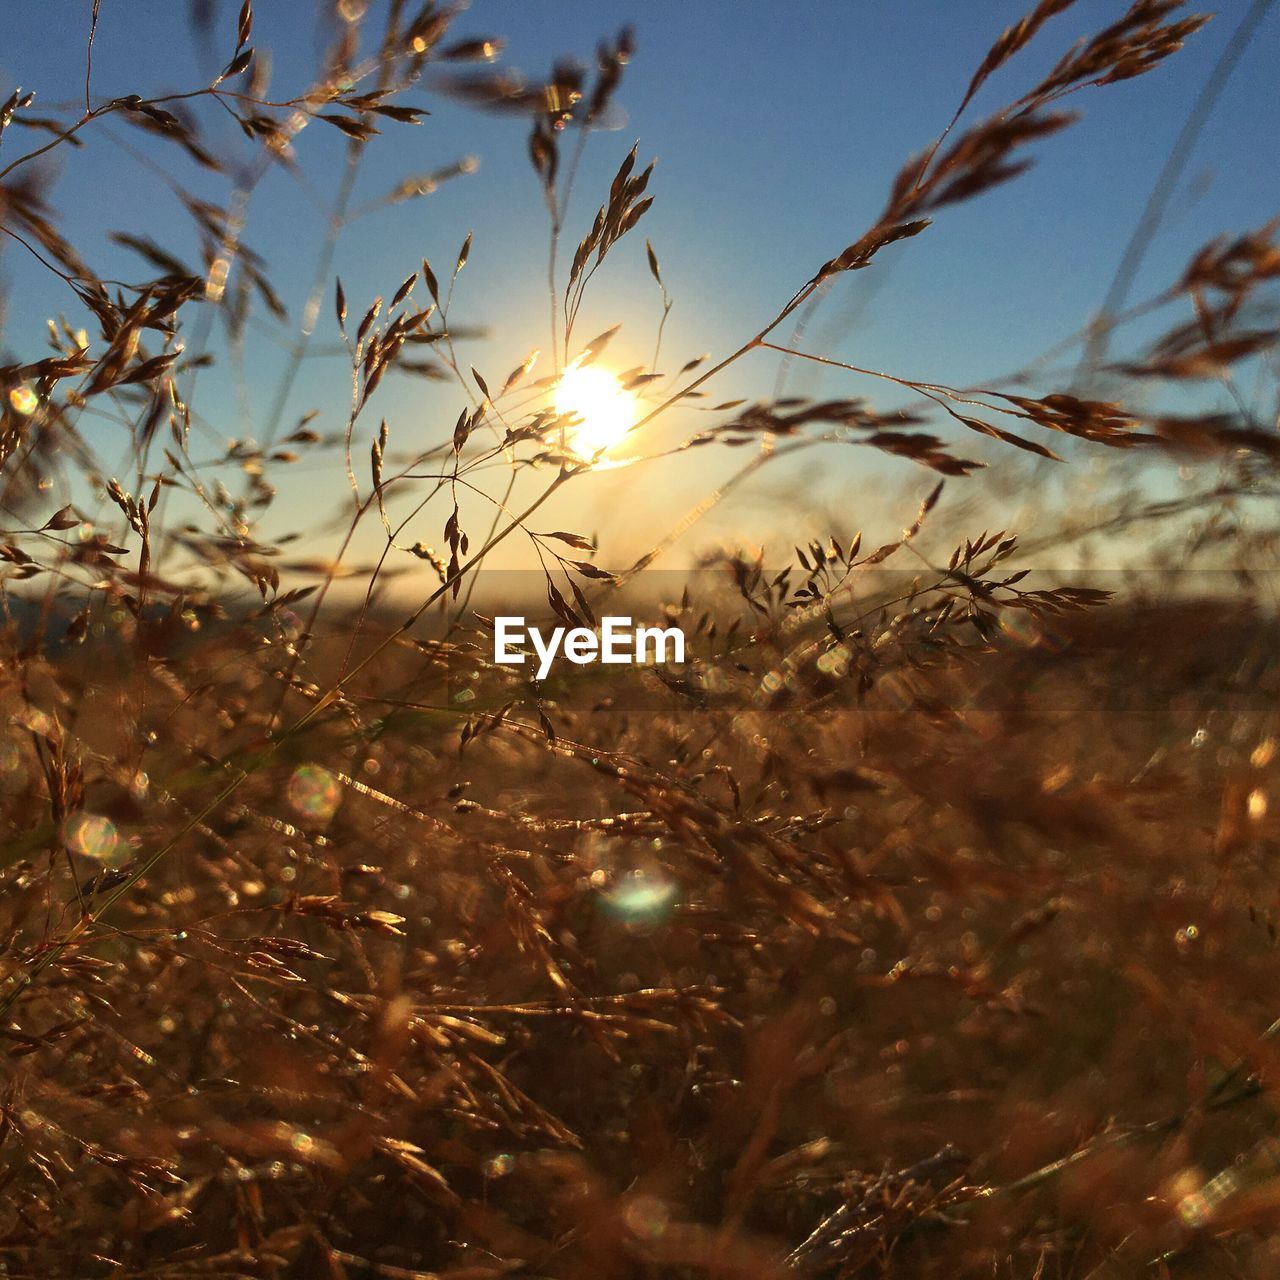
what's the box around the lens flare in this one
[287,764,342,823]
[8,386,38,416]
[602,867,678,924]
[65,813,121,864]
[554,362,636,458]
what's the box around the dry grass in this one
[2,1,1280,1275]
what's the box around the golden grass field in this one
[3,0,1280,1274]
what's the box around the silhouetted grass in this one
[2,2,1280,1275]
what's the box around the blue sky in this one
[1,0,1277,568]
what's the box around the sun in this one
[554,362,637,458]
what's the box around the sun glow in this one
[554,362,636,458]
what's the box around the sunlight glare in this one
[554,362,636,458]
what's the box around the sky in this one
[1,0,1277,574]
